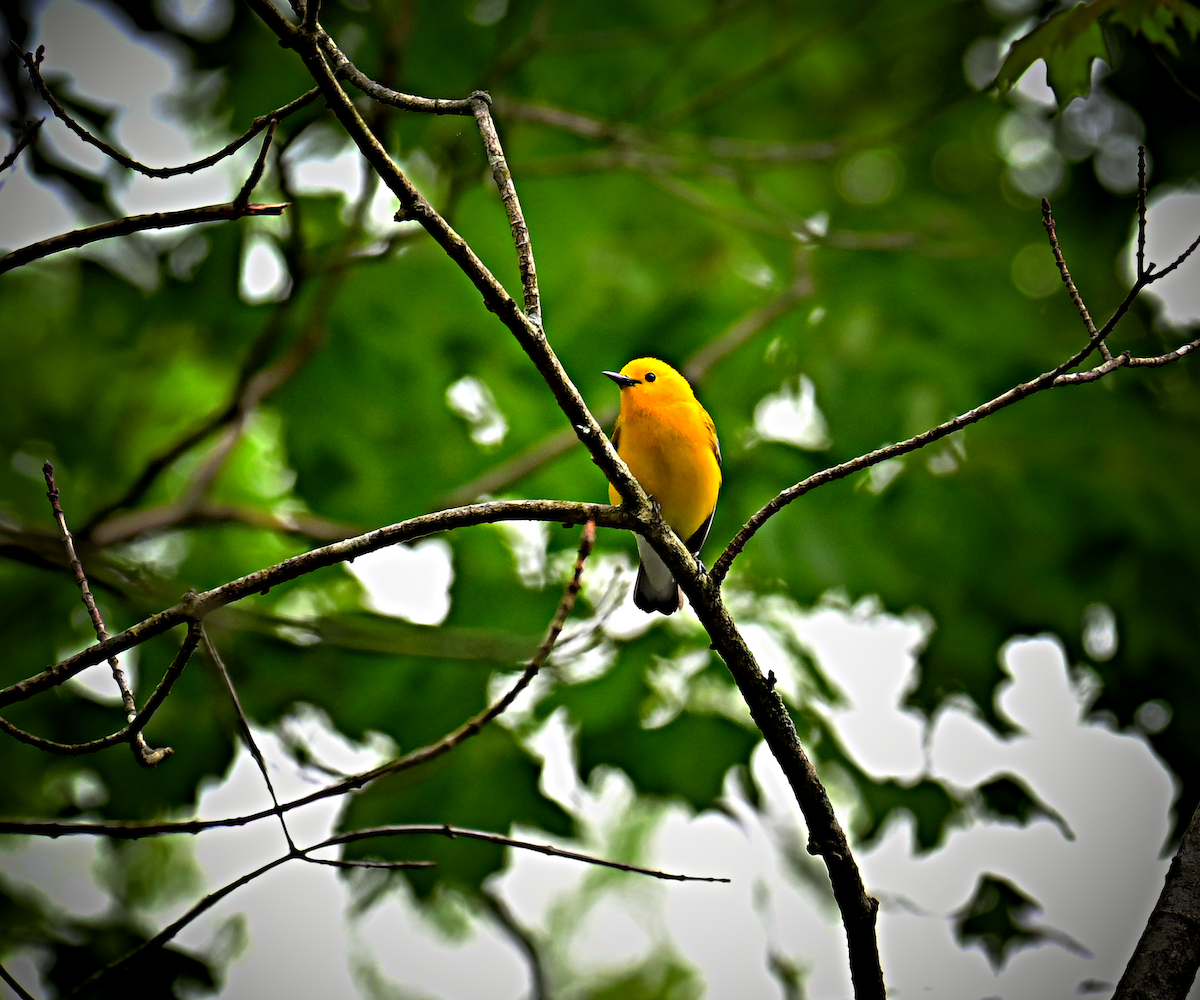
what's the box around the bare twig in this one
[472,92,542,325]
[0,200,289,275]
[0,118,43,173]
[42,462,169,766]
[1137,145,1148,281]
[273,520,596,804]
[712,199,1199,587]
[317,28,476,115]
[321,824,729,882]
[247,0,647,512]
[0,622,201,756]
[0,499,631,710]
[201,628,295,852]
[232,120,278,209]
[0,963,37,1000]
[1041,197,1110,360]
[16,44,319,178]
[1113,799,1200,999]
[67,818,718,997]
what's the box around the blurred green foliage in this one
[1,0,1198,994]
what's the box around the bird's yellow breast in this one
[609,394,721,543]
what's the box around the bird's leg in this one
[693,554,707,576]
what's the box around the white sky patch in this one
[346,539,454,625]
[61,643,138,706]
[446,375,509,447]
[493,519,549,588]
[239,234,291,304]
[1125,187,1200,328]
[751,375,831,451]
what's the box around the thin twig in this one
[317,28,476,115]
[0,963,37,1000]
[275,520,596,803]
[472,92,542,326]
[0,500,632,710]
[1041,197,1110,360]
[0,200,289,275]
[319,824,729,882]
[0,623,201,756]
[42,463,170,766]
[233,120,278,209]
[0,118,43,173]
[16,44,319,178]
[201,627,295,852]
[1137,145,1148,281]
[67,818,718,997]
[712,199,1200,586]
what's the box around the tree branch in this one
[0,963,37,1000]
[0,117,42,173]
[0,622,201,756]
[246,0,647,514]
[41,462,170,766]
[16,44,319,178]
[711,198,1198,586]
[0,500,631,710]
[471,92,542,325]
[1113,799,1200,999]
[201,627,295,852]
[0,200,289,275]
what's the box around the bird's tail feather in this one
[633,535,682,615]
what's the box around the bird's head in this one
[603,358,694,405]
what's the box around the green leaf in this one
[996,0,1200,105]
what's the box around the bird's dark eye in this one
[645,372,656,382]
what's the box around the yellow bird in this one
[604,358,722,614]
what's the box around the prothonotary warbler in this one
[604,358,721,614]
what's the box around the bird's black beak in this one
[603,370,640,389]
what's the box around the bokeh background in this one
[1,0,1199,996]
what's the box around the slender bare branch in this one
[0,118,43,173]
[0,200,288,275]
[0,622,201,755]
[65,816,719,997]
[247,0,647,514]
[0,499,630,710]
[320,824,729,882]
[1137,145,1148,281]
[1041,196,1110,359]
[16,44,319,178]
[232,120,278,208]
[712,197,1195,586]
[316,28,476,115]
[472,92,542,325]
[0,963,37,1000]
[201,627,295,852]
[42,463,170,766]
